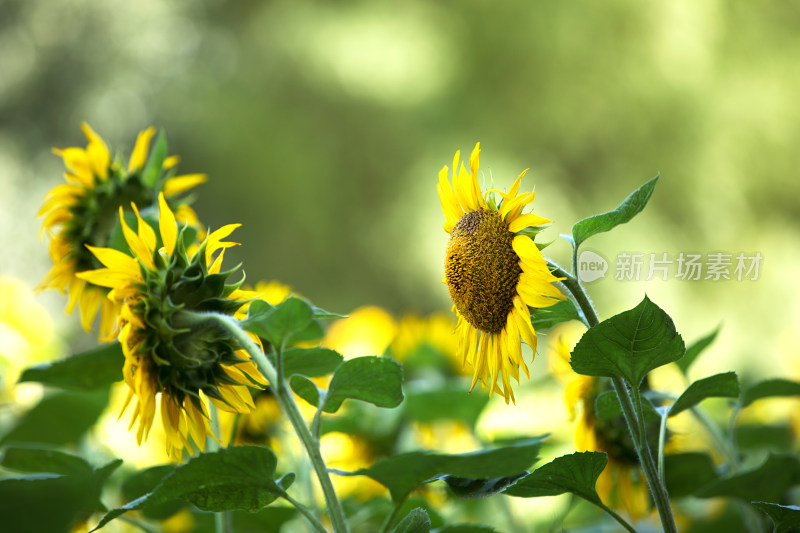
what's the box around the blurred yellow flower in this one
[38,123,206,340]
[438,143,564,403]
[548,328,650,520]
[323,306,397,358]
[391,312,467,375]
[0,277,63,402]
[77,193,264,458]
[321,431,385,501]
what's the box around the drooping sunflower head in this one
[437,143,565,403]
[78,193,265,458]
[38,123,207,340]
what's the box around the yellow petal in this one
[81,122,110,181]
[508,213,550,233]
[85,245,140,277]
[164,155,180,169]
[128,127,155,171]
[131,203,157,258]
[163,174,208,196]
[120,207,155,271]
[158,193,177,256]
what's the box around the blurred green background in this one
[2,0,799,380]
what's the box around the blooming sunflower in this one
[38,123,206,340]
[77,193,265,458]
[437,143,565,403]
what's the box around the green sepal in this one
[141,130,168,188]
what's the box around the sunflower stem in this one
[197,312,349,533]
[548,261,678,533]
[207,403,233,533]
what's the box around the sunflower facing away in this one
[38,123,206,339]
[549,332,651,519]
[438,143,565,403]
[77,193,265,458]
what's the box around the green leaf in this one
[404,384,489,428]
[392,507,431,533]
[92,447,292,531]
[676,326,720,374]
[434,526,496,533]
[570,295,684,387]
[190,506,299,533]
[1,446,93,477]
[741,378,800,408]
[595,390,660,421]
[120,464,183,520]
[1,389,109,446]
[311,304,346,319]
[0,459,120,533]
[322,356,403,413]
[571,175,658,250]
[438,473,527,498]
[668,372,739,417]
[337,436,544,502]
[663,453,719,497]
[281,347,343,378]
[504,451,607,505]
[696,454,800,503]
[141,130,168,187]
[736,424,794,452]
[289,375,323,408]
[752,502,800,533]
[529,299,581,330]
[242,297,313,347]
[18,343,123,391]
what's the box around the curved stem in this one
[380,500,404,533]
[282,491,328,533]
[199,312,350,533]
[207,404,233,533]
[596,501,639,533]
[548,261,678,533]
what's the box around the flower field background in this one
[1,2,799,533]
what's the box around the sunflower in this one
[549,331,651,519]
[38,123,206,340]
[77,193,265,458]
[437,143,565,403]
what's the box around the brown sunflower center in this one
[445,208,522,334]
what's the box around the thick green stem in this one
[207,404,232,533]
[201,312,349,533]
[549,262,678,533]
